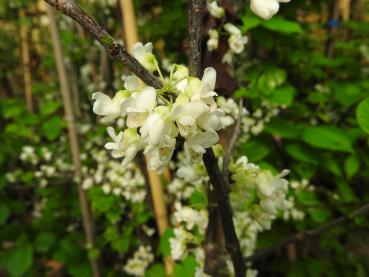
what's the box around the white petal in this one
[144,42,153,53]
[136,87,157,112]
[149,118,165,145]
[121,98,136,113]
[92,92,113,115]
[201,67,216,93]
[189,131,219,148]
[105,142,119,150]
[124,75,139,91]
[132,42,145,61]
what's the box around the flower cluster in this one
[206,1,248,64]
[166,153,210,275]
[231,156,290,230]
[6,145,73,189]
[250,0,292,20]
[80,147,146,203]
[241,101,281,142]
[92,42,232,172]
[227,155,290,269]
[283,179,315,221]
[123,245,154,276]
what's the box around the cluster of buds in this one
[92,42,233,172]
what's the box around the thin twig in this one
[245,202,369,263]
[187,1,246,276]
[187,0,203,77]
[222,98,244,184]
[44,0,162,89]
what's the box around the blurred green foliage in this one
[0,0,368,276]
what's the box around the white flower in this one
[132,42,157,72]
[140,106,176,146]
[102,184,111,194]
[92,90,129,123]
[206,1,224,18]
[105,127,143,166]
[122,75,139,91]
[197,108,225,132]
[207,29,219,51]
[121,87,157,128]
[124,246,154,276]
[250,0,280,20]
[170,237,187,261]
[177,165,201,183]
[169,227,194,261]
[222,50,234,65]
[251,205,274,230]
[144,135,176,172]
[224,23,248,54]
[256,169,289,214]
[171,99,208,137]
[173,202,207,231]
[184,131,219,162]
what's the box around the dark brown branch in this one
[203,149,246,276]
[245,202,369,263]
[222,98,244,184]
[187,0,204,77]
[44,0,162,89]
[187,2,246,275]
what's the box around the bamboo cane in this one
[118,0,173,274]
[45,5,101,277]
[19,9,33,112]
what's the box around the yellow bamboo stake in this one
[118,0,173,274]
[119,0,138,53]
[45,5,101,277]
[340,0,351,22]
[19,9,33,112]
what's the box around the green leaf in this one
[242,15,262,32]
[42,116,63,141]
[302,126,353,153]
[159,228,174,257]
[265,85,295,106]
[234,87,248,99]
[296,191,319,205]
[35,232,56,253]
[3,243,33,276]
[309,208,331,223]
[261,16,303,34]
[145,264,166,277]
[258,68,286,93]
[322,156,342,176]
[336,180,357,202]
[0,203,10,225]
[189,191,207,207]
[265,119,301,138]
[356,97,369,134]
[334,83,361,107]
[174,255,197,277]
[344,155,360,179]
[1,99,25,119]
[286,144,318,165]
[243,141,270,162]
[40,102,61,116]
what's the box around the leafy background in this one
[0,0,369,276]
